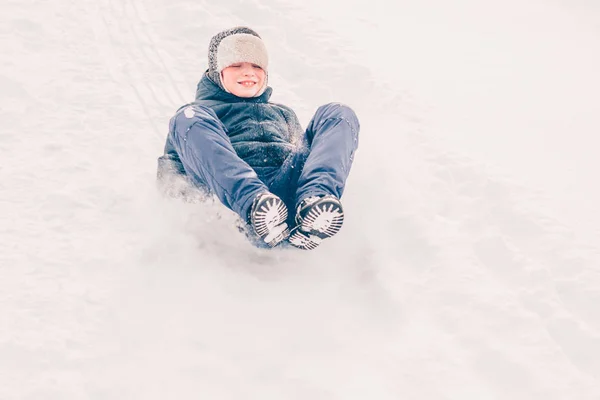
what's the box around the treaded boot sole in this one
[298,197,344,239]
[289,196,344,250]
[250,196,289,247]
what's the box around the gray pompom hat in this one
[207,27,269,96]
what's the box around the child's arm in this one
[157,110,187,181]
[156,110,192,199]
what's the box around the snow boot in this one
[289,195,344,250]
[249,192,290,247]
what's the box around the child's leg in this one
[295,102,360,208]
[265,148,310,227]
[168,105,269,220]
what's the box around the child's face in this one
[221,62,266,97]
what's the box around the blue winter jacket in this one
[157,73,303,182]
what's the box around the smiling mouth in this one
[238,81,257,87]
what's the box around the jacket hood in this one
[195,72,272,104]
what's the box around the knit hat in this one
[207,27,269,96]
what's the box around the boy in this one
[157,26,360,250]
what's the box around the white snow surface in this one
[2,0,600,398]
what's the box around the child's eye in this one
[252,64,262,69]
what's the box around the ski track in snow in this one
[1,0,600,398]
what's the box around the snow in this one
[1,0,600,398]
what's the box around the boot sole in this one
[299,197,344,239]
[251,196,289,247]
[289,197,344,250]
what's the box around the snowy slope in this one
[1,0,600,398]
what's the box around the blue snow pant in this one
[166,102,360,228]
